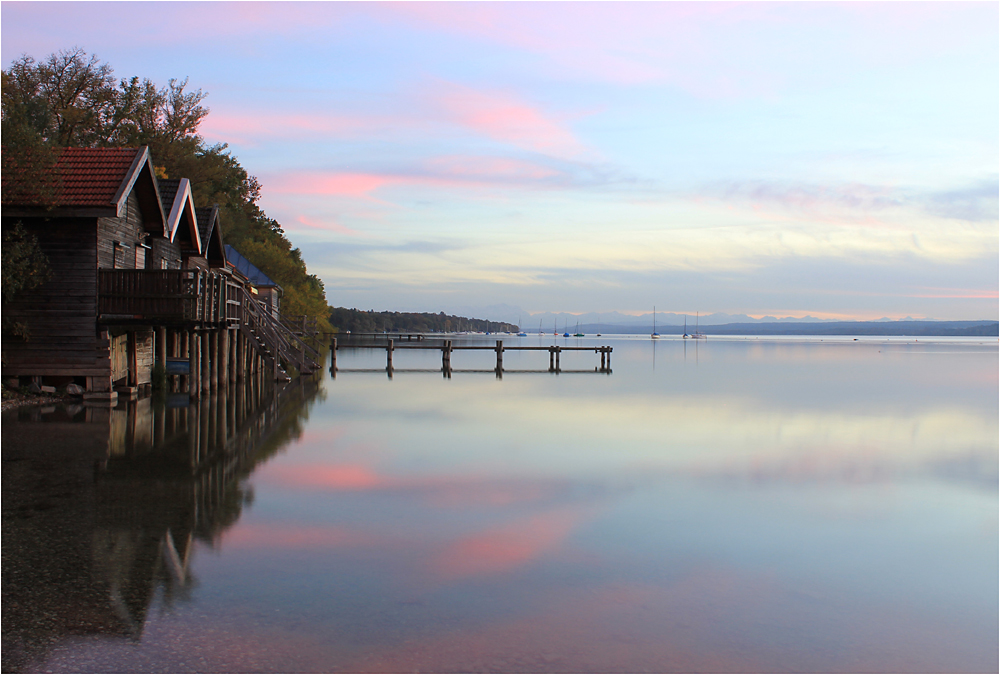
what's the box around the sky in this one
[3,1,998,322]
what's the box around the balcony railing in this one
[98,269,241,324]
[98,268,321,375]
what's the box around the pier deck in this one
[330,339,612,377]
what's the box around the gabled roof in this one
[158,178,181,213]
[225,245,280,289]
[55,147,139,207]
[160,178,201,253]
[196,206,226,267]
[2,146,166,233]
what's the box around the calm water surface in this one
[3,336,997,673]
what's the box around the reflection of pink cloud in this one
[424,481,552,508]
[220,522,373,550]
[265,463,386,490]
[431,508,583,579]
[261,464,572,510]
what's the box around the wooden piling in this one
[442,340,452,376]
[330,338,337,374]
[228,329,237,384]
[211,330,220,390]
[386,339,394,373]
[202,332,211,394]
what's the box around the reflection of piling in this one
[386,339,394,377]
[495,340,504,378]
[329,338,337,377]
[189,331,200,399]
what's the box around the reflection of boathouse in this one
[2,147,320,404]
[1,376,320,673]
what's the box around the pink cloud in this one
[425,155,561,182]
[908,287,999,300]
[268,172,397,199]
[204,86,589,159]
[296,214,363,236]
[426,82,587,158]
[200,111,416,146]
[263,155,574,201]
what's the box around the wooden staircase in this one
[235,285,322,380]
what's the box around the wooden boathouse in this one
[2,146,320,403]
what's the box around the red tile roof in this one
[51,147,142,207]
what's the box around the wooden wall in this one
[147,237,182,270]
[1,217,109,386]
[98,192,144,270]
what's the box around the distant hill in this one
[329,307,516,334]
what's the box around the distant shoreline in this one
[568,320,999,337]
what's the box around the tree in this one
[2,222,51,340]
[4,48,121,147]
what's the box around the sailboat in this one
[651,306,660,339]
[517,315,527,336]
[596,315,602,337]
[690,311,706,339]
[683,316,690,339]
[538,319,544,336]
[574,321,584,337]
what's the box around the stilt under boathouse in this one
[2,146,321,404]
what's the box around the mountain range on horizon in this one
[422,304,967,327]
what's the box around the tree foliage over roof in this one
[2,47,330,330]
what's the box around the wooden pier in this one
[330,339,612,378]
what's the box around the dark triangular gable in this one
[165,178,202,255]
[196,206,226,268]
[113,147,167,237]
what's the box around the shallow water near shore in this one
[3,335,997,673]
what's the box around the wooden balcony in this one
[98,269,238,325]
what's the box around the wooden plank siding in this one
[148,236,182,270]
[98,192,145,270]
[1,217,103,380]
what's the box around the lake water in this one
[3,335,997,673]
